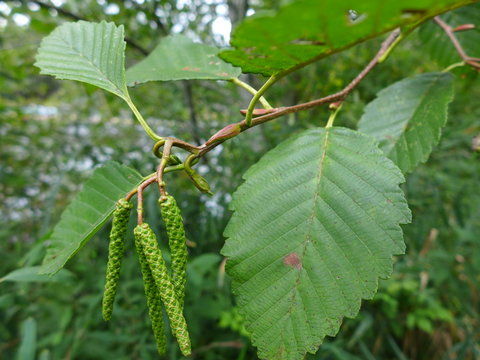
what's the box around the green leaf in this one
[220,0,476,75]
[222,127,411,360]
[0,266,74,283]
[358,72,454,173]
[17,318,37,360]
[40,162,143,275]
[419,4,480,67]
[35,21,129,100]
[126,34,241,86]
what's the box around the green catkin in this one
[159,195,188,306]
[134,223,192,356]
[102,198,132,321]
[134,230,167,355]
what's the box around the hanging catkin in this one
[134,227,167,355]
[159,195,188,306]
[102,198,132,321]
[134,223,191,356]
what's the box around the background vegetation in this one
[1,1,479,359]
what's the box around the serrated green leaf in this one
[35,21,129,99]
[358,72,454,173]
[419,4,480,67]
[222,127,411,360]
[0,266,74,283]
[126,34,241,86]
[40,162,143,275]
[220,0,477,75]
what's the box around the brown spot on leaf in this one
[182,66,201,71]
[283,252,302,269]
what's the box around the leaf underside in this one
[358,72,454,173]
[35,21,129,99]
[126,34,241,86]
[40,162,143,275]
[222,127,411,360]
[419,3,480,67]
[220,0,477,75]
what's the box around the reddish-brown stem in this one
[153,136,201,159]
[136,179,154,225]
[197,28,401,157]
[157,140,173,199]
[434,16,480,70]
[125,175,157,202]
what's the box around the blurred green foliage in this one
[1,1,479,359]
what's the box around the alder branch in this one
[194,28,402,158]
[30,0,149,55]
[433,16,480,70]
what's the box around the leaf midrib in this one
[277,128,333,355]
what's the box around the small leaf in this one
[35,21,129,99]
[220,0,476,75]
[358,72,454,173]
[223,127,411,360]
[419,4,480,67]
[126,35,241,86]
[40,162,143,275]
[0,266,74,283]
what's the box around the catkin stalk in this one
[134,223,191,356]
[159,195,188,306]
[102,198,132,321]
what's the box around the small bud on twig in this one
[452,24,475,32]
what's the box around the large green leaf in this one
[220,0,477,75]
[126,34,241,86]
[40,162,143,275]
[419,4,480,67]
[35,21,129,100]
[358,72,454,173]
[222,127,411,360]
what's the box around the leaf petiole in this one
[125,96,163,142]
[442,61,466,72]
[326,103,343,128]
[230,78,273,110]
[244,74,279,126]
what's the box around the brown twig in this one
[157,140,173,198]
[196,28,401,158]
[152,137,201,158]
[125,175,156,202]
[136,177,156,225]
[433,16,480,70]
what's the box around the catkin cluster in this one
[134,227,167,355]
[134,223,191,356]
[102,199,132,321]
[159,195,188,305]
[101,195,191,357]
